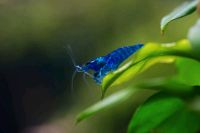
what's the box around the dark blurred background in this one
[0,0,198,133]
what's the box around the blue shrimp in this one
[75,44,144,84]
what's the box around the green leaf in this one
[175,57,200,86]
[101,39,193,97]
[137,78,194,93]
[154,109,200,133]
[76,87,137,123]
[161,0,199,34]
[128,92,200,133]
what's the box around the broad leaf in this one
[154,109,200,133]
[175,57,200,86]
[137,78,194,93]
[128,92,200,133]
[102,39,193,97]
[161,0,199,34]
[76,87,137,123]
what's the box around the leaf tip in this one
[100,83,107,99]
[160,18,167,35]
[100,90,106,100]
[75,115,83,125]
[161,30,165,36]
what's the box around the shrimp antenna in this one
[71,70,77,92]
[64,45,94,91]
[64,45,94,78]
[64,45,77,67]
[64,45,77,92]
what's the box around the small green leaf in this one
[128,92,200,133]
[76,87,137,123]
[175,57,200,86]
[101,40,193,96]
[161,0,199,34]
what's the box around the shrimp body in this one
[76,44,144,84]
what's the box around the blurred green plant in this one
[77,0,200,133]
[161,0,199,34]
[188,19,200,51]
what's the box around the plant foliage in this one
[77,0,200,132]
[161,0,199,34]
